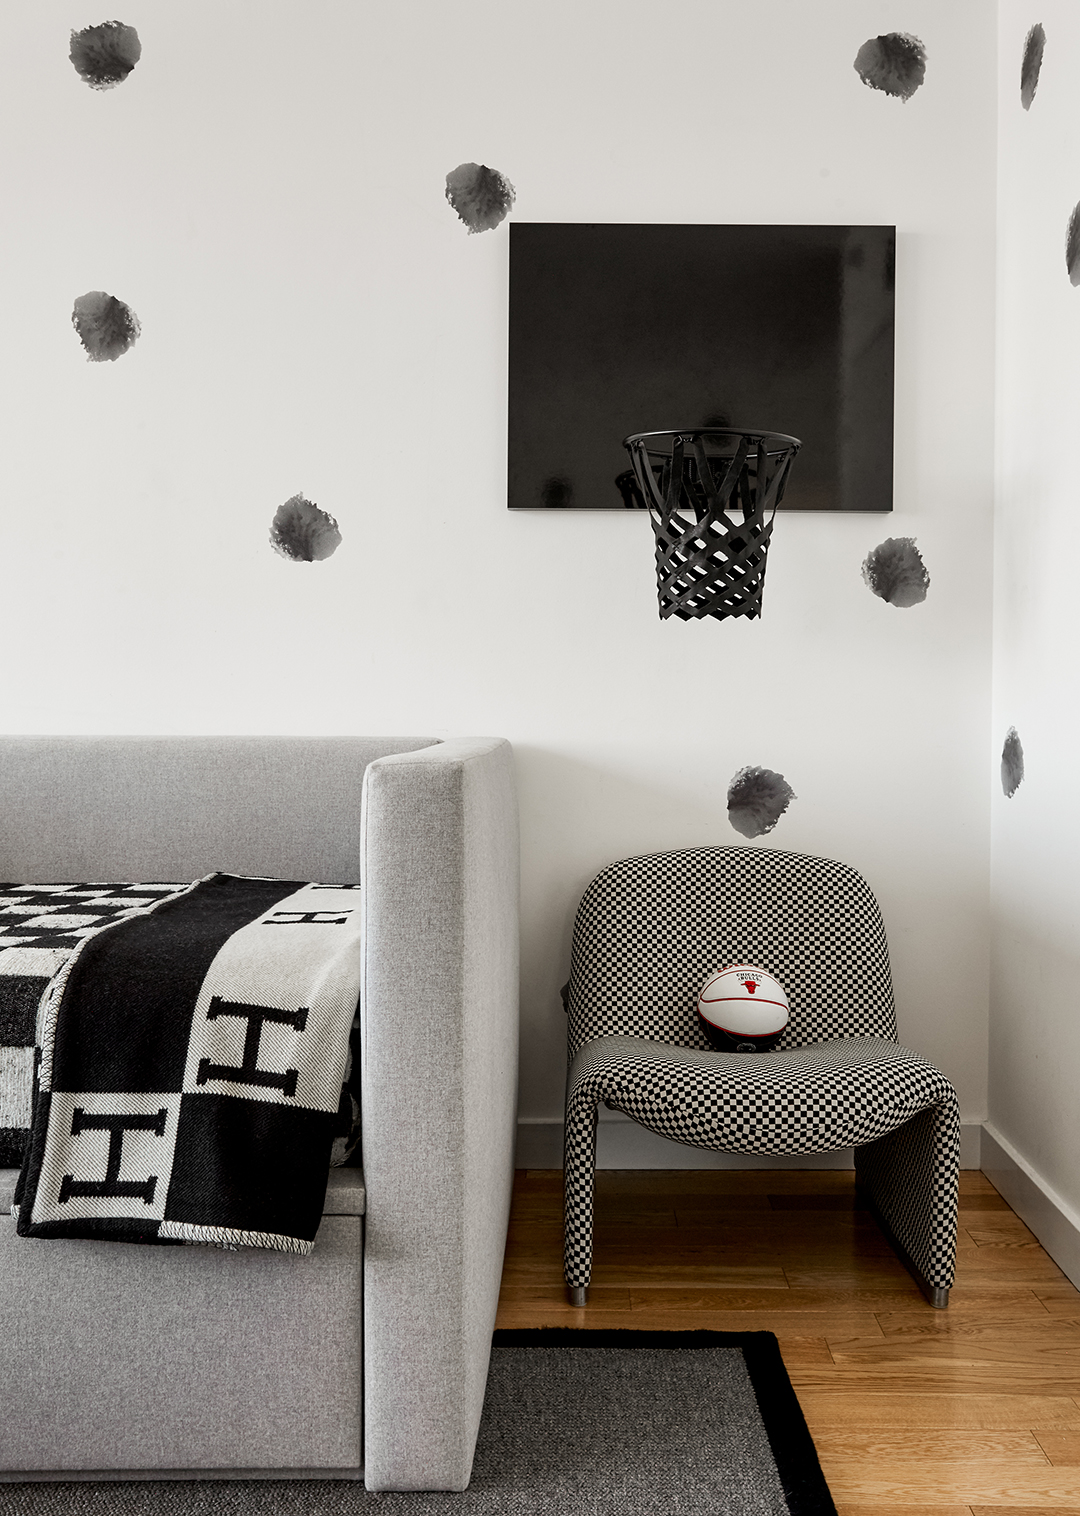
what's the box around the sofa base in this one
[0,1207,362,1477]
[0,1469,364,1482]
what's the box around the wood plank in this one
[587,1225,883,1251]
[673,1202,878,1221]
[827,1325,1080,1368]
[628,1285,925,1310]
[958,1242,1060,1261]
[613,1192,774,1213]
[496,1304,884,1335]
[593,1210,682,1228]
[493,1303,642,1330]
[955,1261,1069,1283]
[965,1220,1039,1242]
[776,1335,833,1367]
[769,1192,870,1210]
[497,1285,632,1311]
[792,1370,1080,1397]
[835,1507,975,1516]
[829,1351,1080,1374]
[498,1267,573,1287]
[627,1309,886,1335]
[594,1261,790,1287]
[823,1463,1080,1505]
[877,1297,1055,1334]
[587,1233,788,1256]
[672,1212,887,1236]
[943,1287,1056,1309]
[573,1224,782,1249]
[784,1265,921,1288]
[955,1239,1060,1262]
[815,1430,1050,1463]
[829,1334,1080,1365]
[798,1394,1080,1430]
[1035,1435,1080,1466]
[1035,1287,1080,1315]
[498,1253,568,1274]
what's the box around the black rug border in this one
[492,1327,837,1516]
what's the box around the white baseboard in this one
[515,1118,984,1171]
[981,1123,1080,1291]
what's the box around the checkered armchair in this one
[563,847,960,1308]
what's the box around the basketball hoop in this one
[623,429,801,621]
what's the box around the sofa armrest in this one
[359,737,519,1492]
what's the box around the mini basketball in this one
[697,964,789,1053]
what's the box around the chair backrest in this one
[566,846,896,1058]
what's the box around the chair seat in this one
[567,1034,954,1155]
[564,1033,961,1296]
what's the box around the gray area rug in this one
[3,1330,835,1515]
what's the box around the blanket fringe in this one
[157,1220,314,1255]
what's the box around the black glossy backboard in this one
[507,223,894,511]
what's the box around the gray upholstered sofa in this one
[0,735,519,1491]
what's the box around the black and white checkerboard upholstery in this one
[0,884,183,1167]
[563,847,960,1294]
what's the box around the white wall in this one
[0,2,996,1137]
[991,3,1080,1230]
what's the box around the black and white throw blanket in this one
[0,882,188,1168]
[12,873,362,1254]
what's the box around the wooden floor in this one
[494,1168,1080,1514]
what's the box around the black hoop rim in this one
[623,427,801,455]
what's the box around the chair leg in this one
[855,1096,961,1306]
[563,1086,600,1297]
[570,1287,588,1307]
[860,1178,952,1307]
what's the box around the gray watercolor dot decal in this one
[71,291,140,361]
[69,21,141,90]
[861,537,930,607]
[445,163,516,234]
[1020,23,1046,110]
[854,33,926,101]
[727,766,795,840]
[1001,727,1024,798]
[1067,204,1080,286]
[270,494,342,562]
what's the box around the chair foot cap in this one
[570,1286,588,1307]
[929,1286,949,1310]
